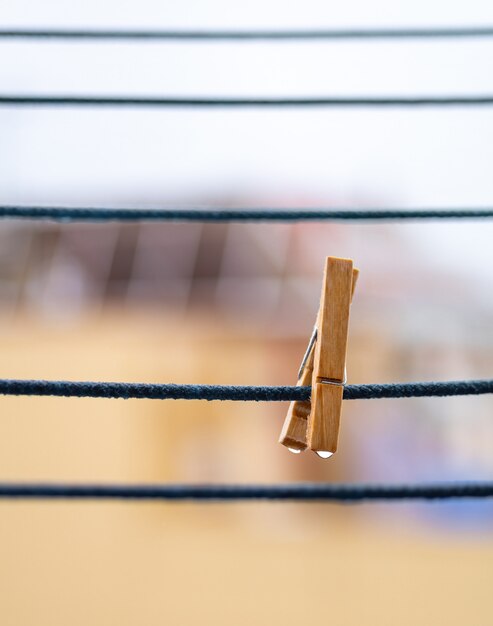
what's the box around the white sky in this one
[0,1,493,281]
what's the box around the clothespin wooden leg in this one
[278,336,315,452]
[279,263,358,454]
[307,257,355,458]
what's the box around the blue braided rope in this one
[2,27,493,40]
[4,95,493,107]
[0,482,492,501]
[1,206,493,223]
[0,378,491,401]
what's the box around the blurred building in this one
[0,210,492,517]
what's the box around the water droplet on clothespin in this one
[288,448,301,454]
[316,451,333,459]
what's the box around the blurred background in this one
[1,1,493,624]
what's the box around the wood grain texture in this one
[314,257,353,382]
[278,346,314,450]
[307,257,354,454]
[279,262,357,453]
[308,383,344,452]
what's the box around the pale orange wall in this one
[0,313,492,626]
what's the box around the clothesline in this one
[0,378,490,401]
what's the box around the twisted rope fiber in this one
[0,378,491,401]
[4,95,493,107]
[3,27,493,40]
[2,206,493,222]
[0,482,493,501]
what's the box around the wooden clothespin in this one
[279,257,358,457]
[278,322,317,453]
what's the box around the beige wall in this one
[0,313,492,626]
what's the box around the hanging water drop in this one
[316,451,333,459]
[288,447,301,454]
